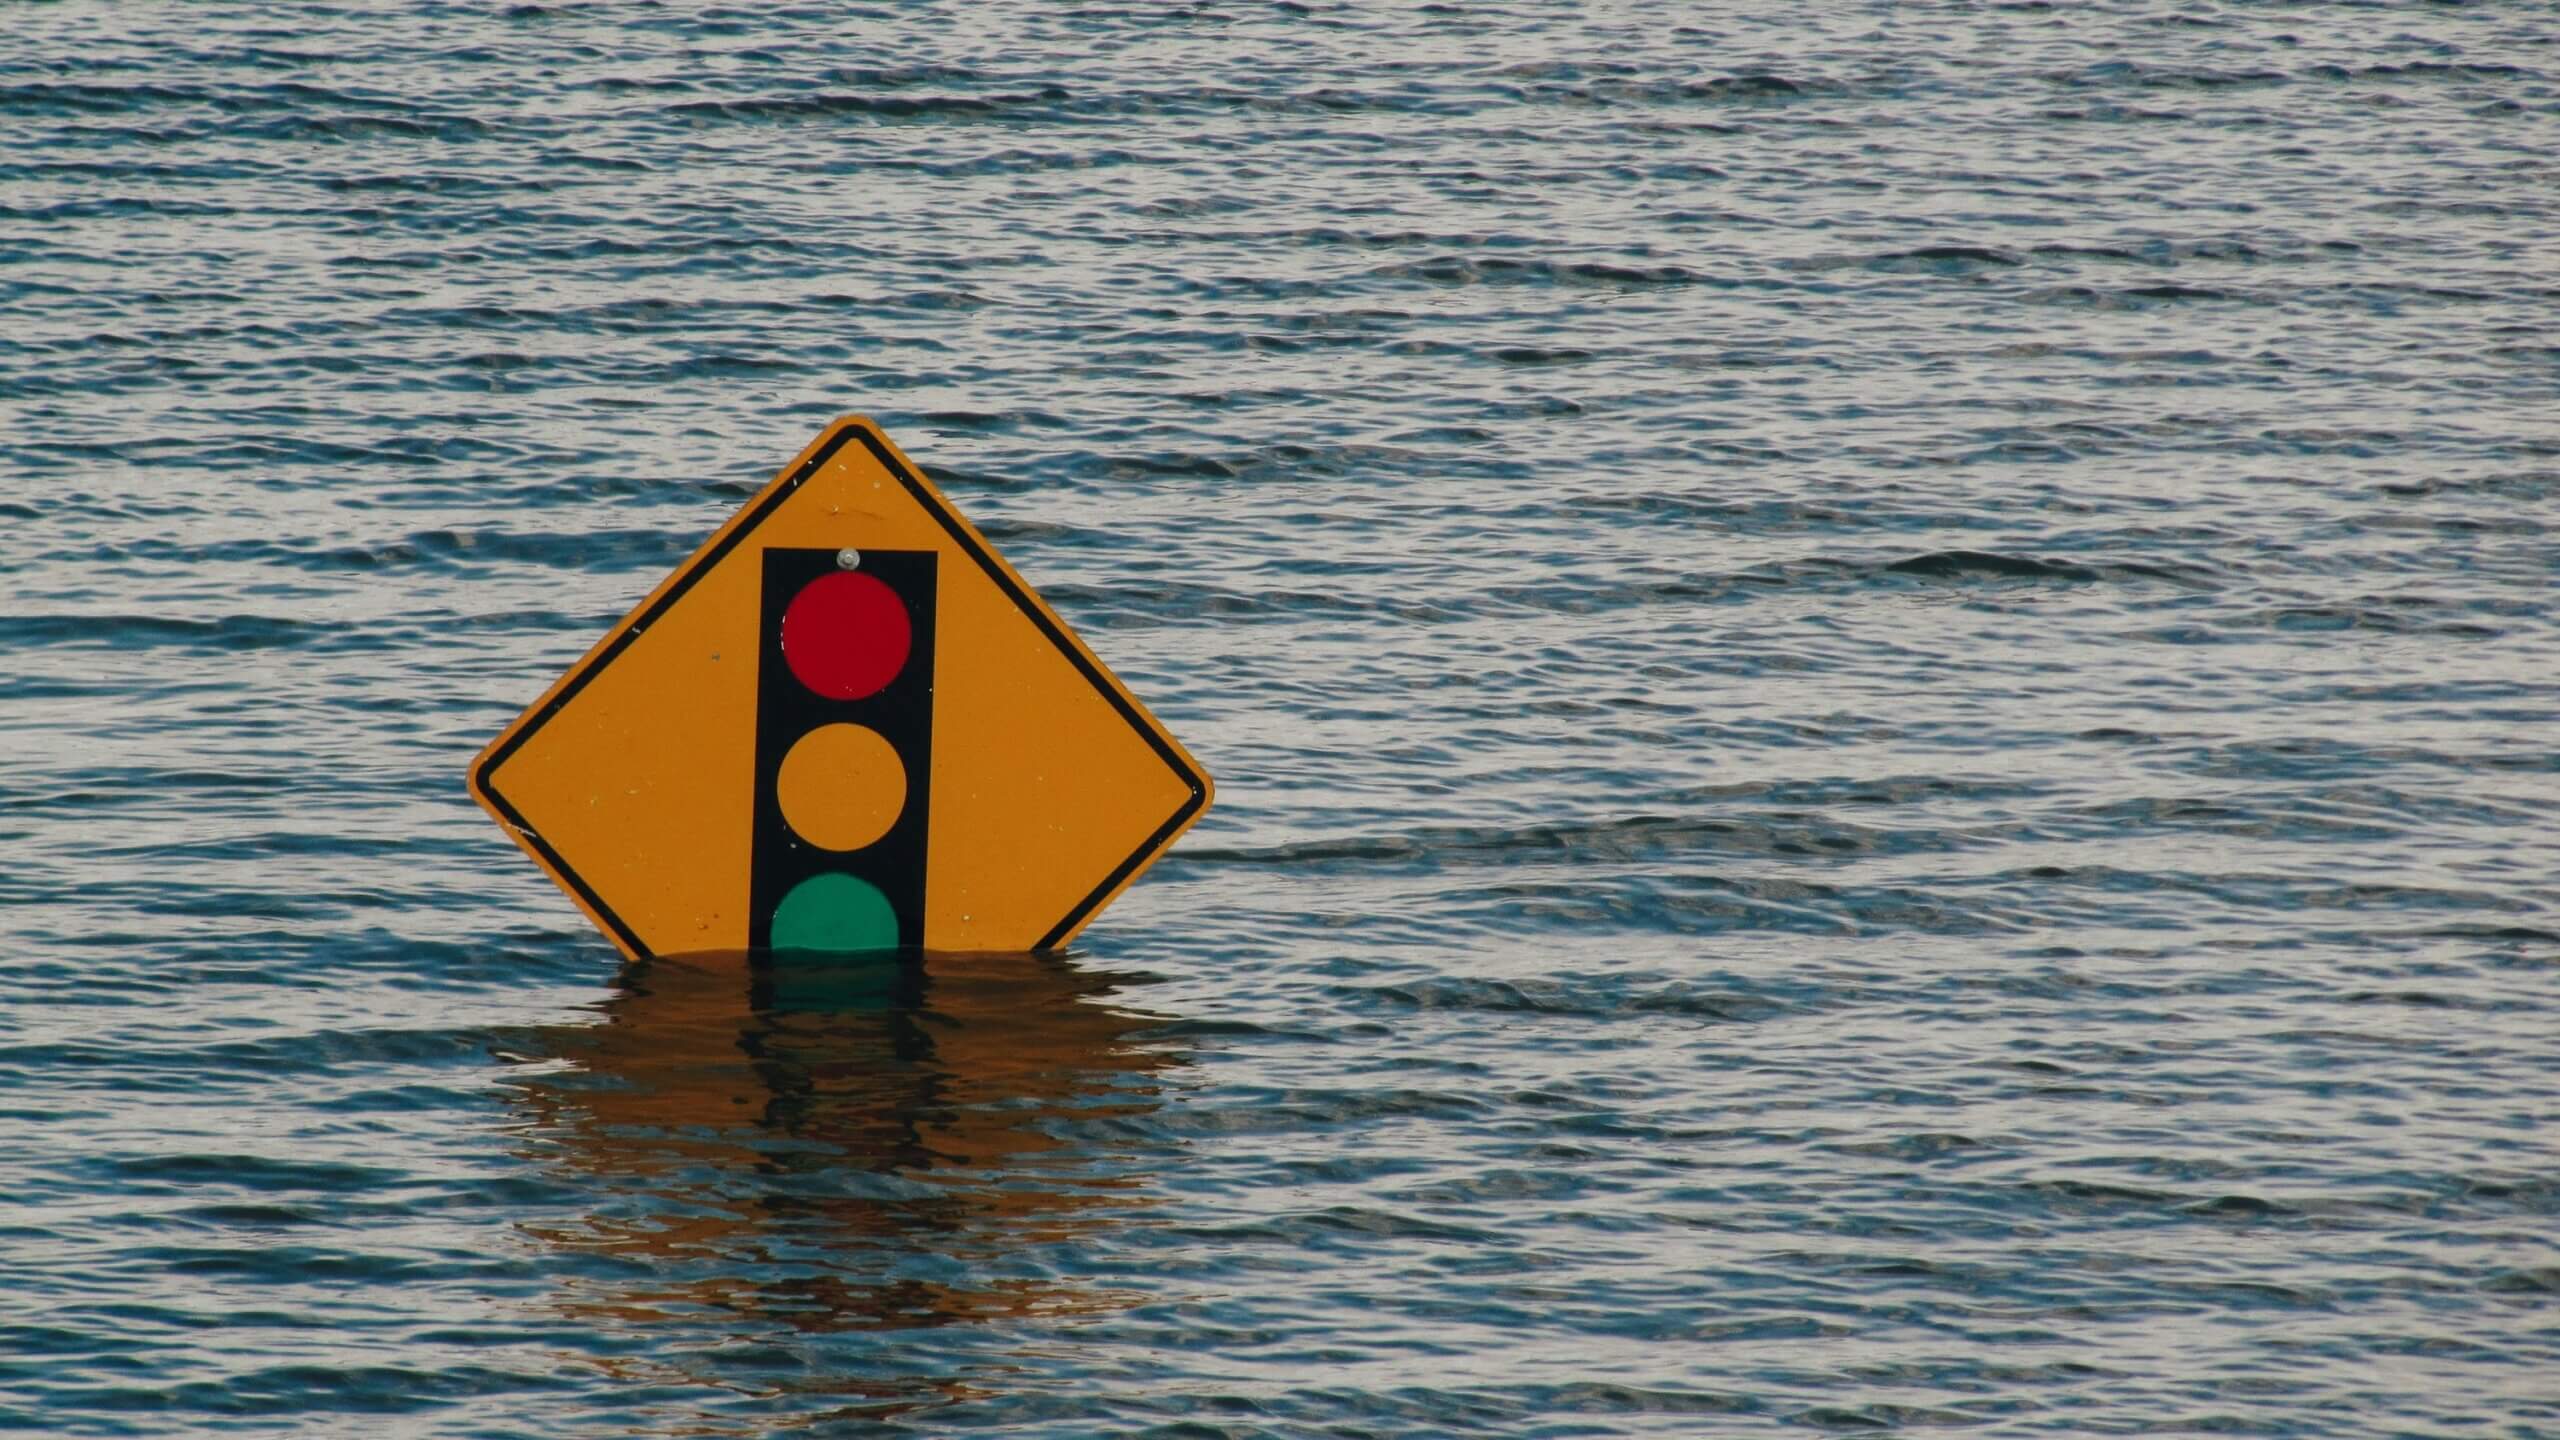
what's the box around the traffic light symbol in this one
[750,547,937,953]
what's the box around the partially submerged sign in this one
[469,417,1213,958]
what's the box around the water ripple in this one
[3,1,2556,1436]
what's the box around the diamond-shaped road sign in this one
[468,417,1213,958]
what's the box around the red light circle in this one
[780,570,912,701]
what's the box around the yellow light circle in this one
[776,723,906,852]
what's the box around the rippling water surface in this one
[5,3,2558,1435]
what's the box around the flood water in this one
[4,3,2557,1435]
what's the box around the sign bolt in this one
[836,547,862,571]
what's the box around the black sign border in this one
[472,420,1211,956]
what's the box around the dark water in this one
[5,3,2558,1435]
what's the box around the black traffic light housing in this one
[748,547,937,952]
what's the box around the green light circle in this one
[769,873,900,954]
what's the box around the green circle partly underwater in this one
[769,873,900,953]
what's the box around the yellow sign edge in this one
[466,415,1215,960]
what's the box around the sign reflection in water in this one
[504,952,1184,1389]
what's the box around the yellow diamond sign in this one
[468,417,1213,957]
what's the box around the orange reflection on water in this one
[507,950,1183,1342]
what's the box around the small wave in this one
[0,612,343,653]
[1872,244,2025,270]
[1365,976,1784,1024]
[2052,61,2293,92]
[1549,73,1819,107]
[669,88,1067,123]
[1373,254,1712,289]
[1885,550,2098,582]
[0,81,208,116]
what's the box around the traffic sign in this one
[468,417,1213,958]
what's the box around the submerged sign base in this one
[469,417,1212,959]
